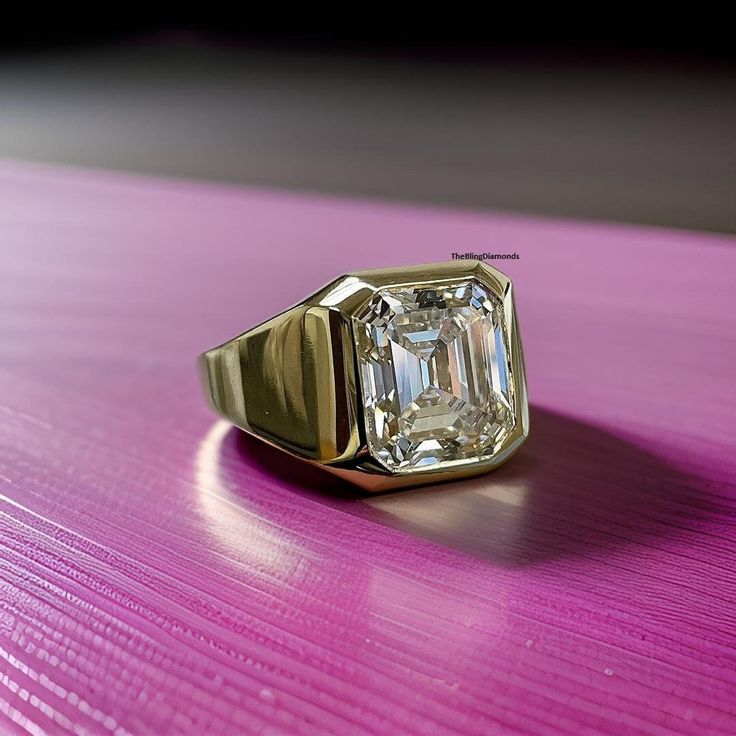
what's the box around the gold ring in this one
[200,260,529,492]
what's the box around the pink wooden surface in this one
[1,160,735,736]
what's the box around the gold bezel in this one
[201,260,529,492]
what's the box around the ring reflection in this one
[195,419,302,577]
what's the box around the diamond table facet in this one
[353,279,515,472]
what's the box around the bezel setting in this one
[352,278,516,474]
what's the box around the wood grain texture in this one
[0,160,735,736]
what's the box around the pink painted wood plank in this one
[1,160,735,736]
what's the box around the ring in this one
[200,260,529,491]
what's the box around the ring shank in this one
[200,304,361,464]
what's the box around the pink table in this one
[1,161,735,735]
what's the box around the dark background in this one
[2,20,734,232]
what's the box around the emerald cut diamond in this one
[353,279,515,473]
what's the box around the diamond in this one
[353,279,515,472]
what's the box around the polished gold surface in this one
[201,260,529,491]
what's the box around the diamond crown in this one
[353,278,515,473]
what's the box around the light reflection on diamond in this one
[353,279,515,472]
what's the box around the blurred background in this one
[1,20,734,232]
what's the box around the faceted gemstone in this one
[353,279,515,472]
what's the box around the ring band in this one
[200,260,529,491]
